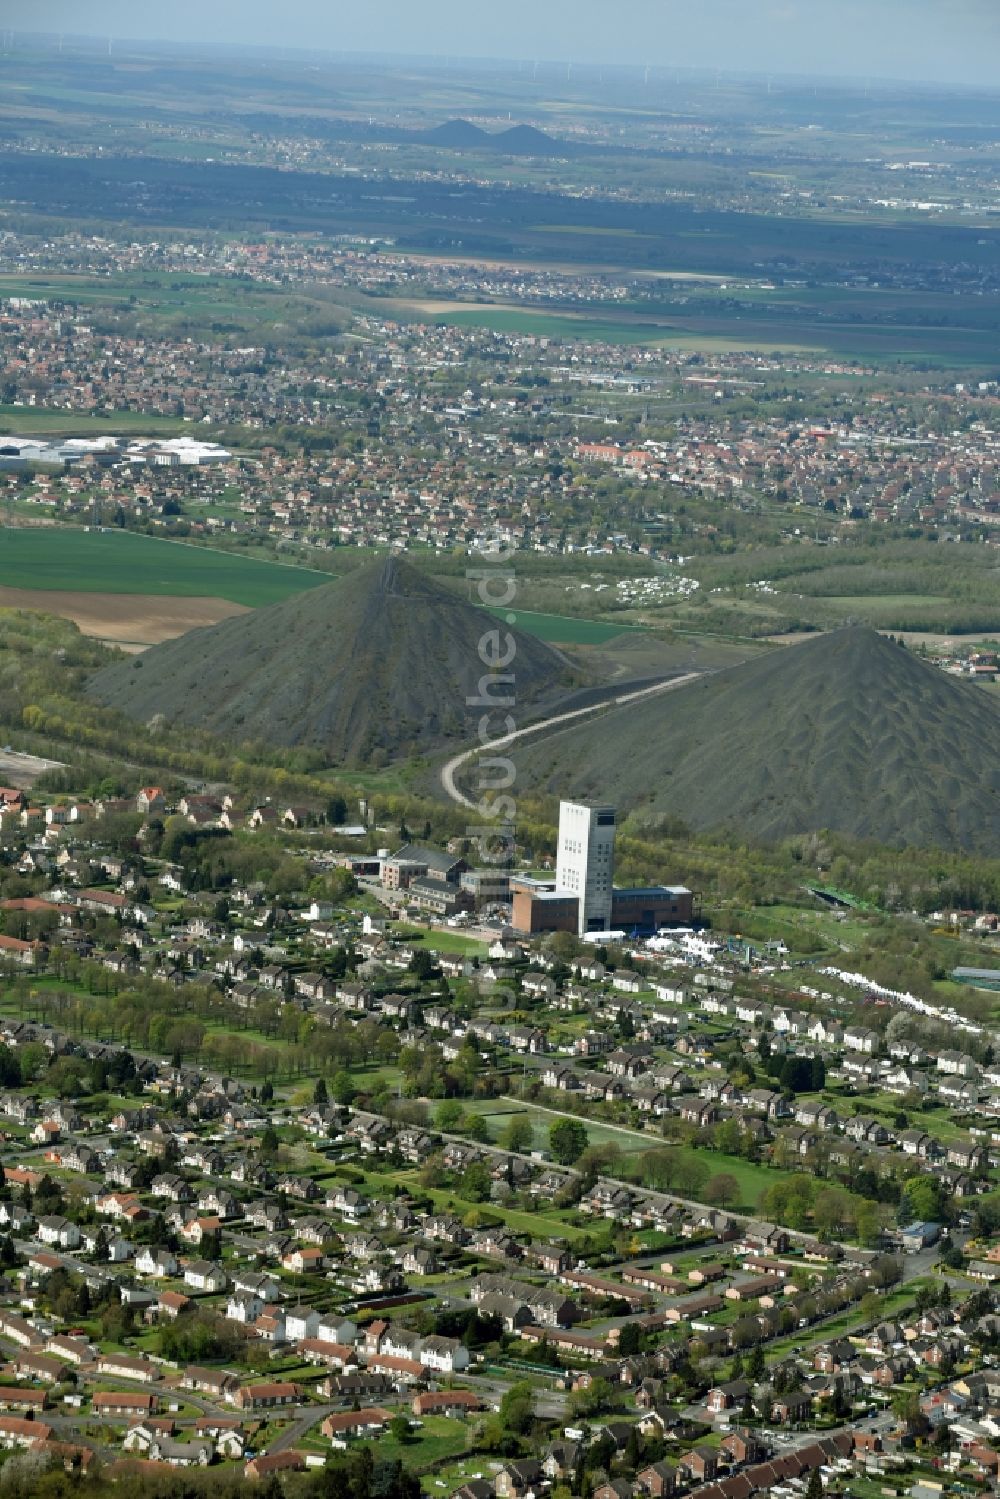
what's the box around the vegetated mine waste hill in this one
[87,556,573,765]
[515,626,1000,853]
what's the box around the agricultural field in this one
[0,526,669,649]
[0,584,249,649]
[421,303,823,354]
[0,527,327,606]
[393,273,1000,364]
[0,403,191,437]
[0,270,350,341]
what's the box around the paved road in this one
[440,672,703,811]
[268,1402,338,1453]
[474,1374,565,1421]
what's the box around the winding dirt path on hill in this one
[440,671,702,811]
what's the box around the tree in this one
[0,1045,21,1088]
[546,931,582,963]
[550,1117,588,1165]
[331,1071,356,1107]
[675,1154,710,1197]
[435,1100,464,1133]
[805,1468,824,1499]
[388,1414,411,1444]
[260,1125,279,1156]
[314,1077,329,1106]
[502,1115,534,1155]
[616,1321,642,1356]
[462,1113,490,1143]
[892,1388,929,1437]
[900,1174,946,1224]
[408,948,436,981]
[859,1292,882,1325]
[327,795,348,826]
[460,1160,492,1203]
[779,1056,814,1094]
[705,1172,740,1208]
[568,1377,613,1419]
[499,1381,535,1436]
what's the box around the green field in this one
[0,527,329,607]
[356,1414,471,1470]
[395,1172,587,1242]
[0,270,349,340]
[395,925,489,956]
[408,296,1000,366]
[480,1098,792,1211]
[485,607,637,644]
[426,305,820,353]
[431,307,681,344]
[0,405,192,437]
[0,527,644,641]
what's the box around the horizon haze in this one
[8,0,1000,89]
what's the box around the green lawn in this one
[669,1145,792,1211]
[392,1173,586,1242]
[762,1278,930,1362]
[432,1457,501,1493]
[396,926,490,956]
[356,1414,472,1469]
[0,527,328,607]
[498,1095,794,1211]
[704,900,876,956]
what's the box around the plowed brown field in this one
[0,587,248,648]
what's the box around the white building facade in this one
[556,800,616,936]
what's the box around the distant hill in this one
[494,124,564,155]
[424,119,492,149]
[514,627,1000,852]
[422,119,564,155]
[87,557,573,766]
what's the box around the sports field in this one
[0,528,328,608]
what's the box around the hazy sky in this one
[11,0,1000,87]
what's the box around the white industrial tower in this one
[556,799,616,937]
